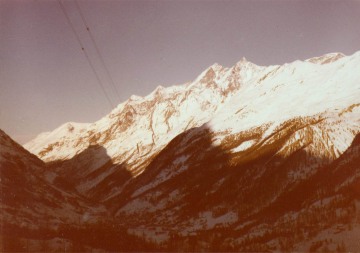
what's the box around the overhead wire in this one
[74,0,122,102]
[57,0,115,109]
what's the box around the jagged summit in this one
[129,94,142,101]
[24,50,359,161]
[209,62,223,70]
[236,56,252,65]
[306,52,346,64]
[194,63,224,83]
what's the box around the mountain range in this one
[1,51,360,251]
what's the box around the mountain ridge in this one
[24,50,356,160]
[8,50,360,250]
[23,50,360,201]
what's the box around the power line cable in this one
[74,0,122,102]
[57,0,114,109]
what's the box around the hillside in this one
[12,50,360,251]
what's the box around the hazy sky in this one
[1,0,360,144]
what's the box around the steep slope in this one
[109,110,359,222]
[230,132,360,252]
[24,59,267,200]
[0,129,106,251]
[281,132,360,252]
[22,50,360,251]
[25,51,359,202]
[107,111,359,250]
[103,51,359,249]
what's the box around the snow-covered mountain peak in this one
[209,62,223,71]
[7,50,360,251]
[306,52,345,64]
[154,85,165,92]
[236,56,250,65]
[129,94,142,101]
[228,57,263,85]
[23,50,360,202]
[210,51,360,133]
[235,56,259,67]
[193,63,225,83]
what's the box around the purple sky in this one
[1,0,360,144]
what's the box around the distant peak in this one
[154,85,165,96]
[202,63,224,74]
[194,63,223,84]
[235,56,257,69]
[210,62,223,70]
[130,95,142,101]
[144,85,166,99]
[239,57,248,63]
[155,85,164,91]
[66,123,75,132]
[55,122,89,134]
[306,52,345,65]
